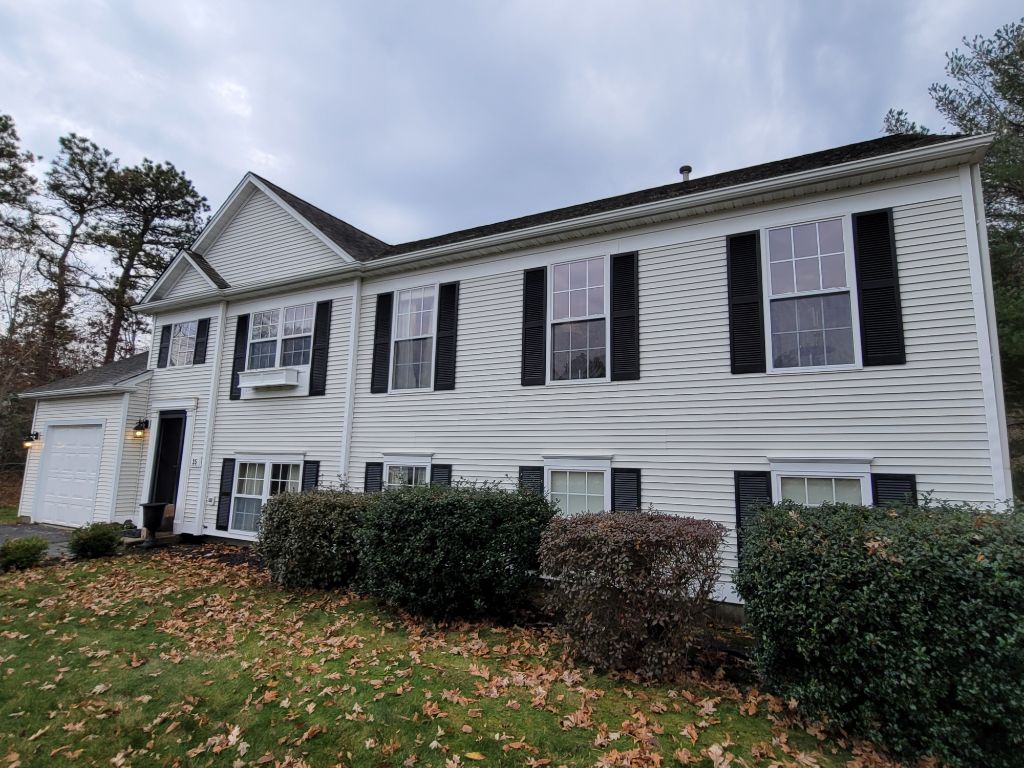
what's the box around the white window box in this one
[238,367,301,390]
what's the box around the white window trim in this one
[228,453,304,538]
[769,459,871,506]
[168,320,199,368]
[247,302,315,372]
[388,283,440,393]
[760,214,864,374]
[543,456,612,513]
[381,452,434,488]
[546,255,611,385]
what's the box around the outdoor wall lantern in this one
[133,419,150,439]
[23,431,39,449]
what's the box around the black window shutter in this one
[301,460,320,491]
[521,268,547,386]
[611,468,641,511]
[434,282,460,391]
[853,209,905,366]
[364,462,384,493]
[309,300,333,396]
[727,232,766,374]
[872,473,917,506]
[610,252,640,381]
[229,314,249,401]
[193,318,210,365]
[430,464,453,486]
[216,458,236,531]
[518,466,544,495]
[156,324,172,368]
[735,470,772,555]
[370,293,393,394]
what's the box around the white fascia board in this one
[188,175,258,254]
[20,371,153,401]
[142,250,189,304]
[246,175,357,263]
[181,251,223,290]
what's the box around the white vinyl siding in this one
[201,189,345,289]
[145,309,221,532]
[201,291,353,535]
[117,379,152,522]
[164,264,212,299]
[348,171,995,598]
[19,394,129,526]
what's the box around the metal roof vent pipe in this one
[679,164,692,182]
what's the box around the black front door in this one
[149,411,186,530]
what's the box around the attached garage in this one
[18,354,152,528]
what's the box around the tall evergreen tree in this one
[0,113,36,246]
[884,17,1024,491]
[33,134,116,379]
[92,159,207,362]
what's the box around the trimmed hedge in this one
[68,523,122,559]
[357,484,557,619]
[735,500,1024,767]
[540,511,724,679]
[255,490,371,589]
[0,536,48,570]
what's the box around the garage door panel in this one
[37,424,103,527]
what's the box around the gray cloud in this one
[1,0,1018,247]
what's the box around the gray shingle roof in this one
[187,251,230,288]
[254,134,967,264]
[253,174,391,262]
[20,353,150,398]
[382,134,965,257]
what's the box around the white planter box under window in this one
[238,367,301,390]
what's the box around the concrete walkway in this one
[0,523,73,558]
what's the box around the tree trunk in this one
[103,258,134,364]
[37,216,81,380]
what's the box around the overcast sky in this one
[1,0,1020,246]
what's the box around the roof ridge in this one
[251,173,392,262]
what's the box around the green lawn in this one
[0,549,890,767]
[0,506,18,524]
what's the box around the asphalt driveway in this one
[0,523,72,557]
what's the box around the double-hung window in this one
[247,303,314,371]
[550,256,607,381]
[392,286,436,390]
[231,460,302,534]
[766,218,857,370]
[168,321,198,367]
[549,470,606,514]
[544,457,612,514]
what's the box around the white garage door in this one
[36,424,104,527]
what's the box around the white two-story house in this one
[17,133,1012,597]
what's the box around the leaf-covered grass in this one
[0,547,890,767]
[0,505,18,524]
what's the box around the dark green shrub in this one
[357,484,557,619]
[68,523,123,559]
[0,536,48,570]
[540,511,723,679]
[735,500,1024,767]
[255,490,370,589]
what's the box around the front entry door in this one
[149,411,186,532]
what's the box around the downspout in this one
[339,277,362,485]
[196,300,228,533]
